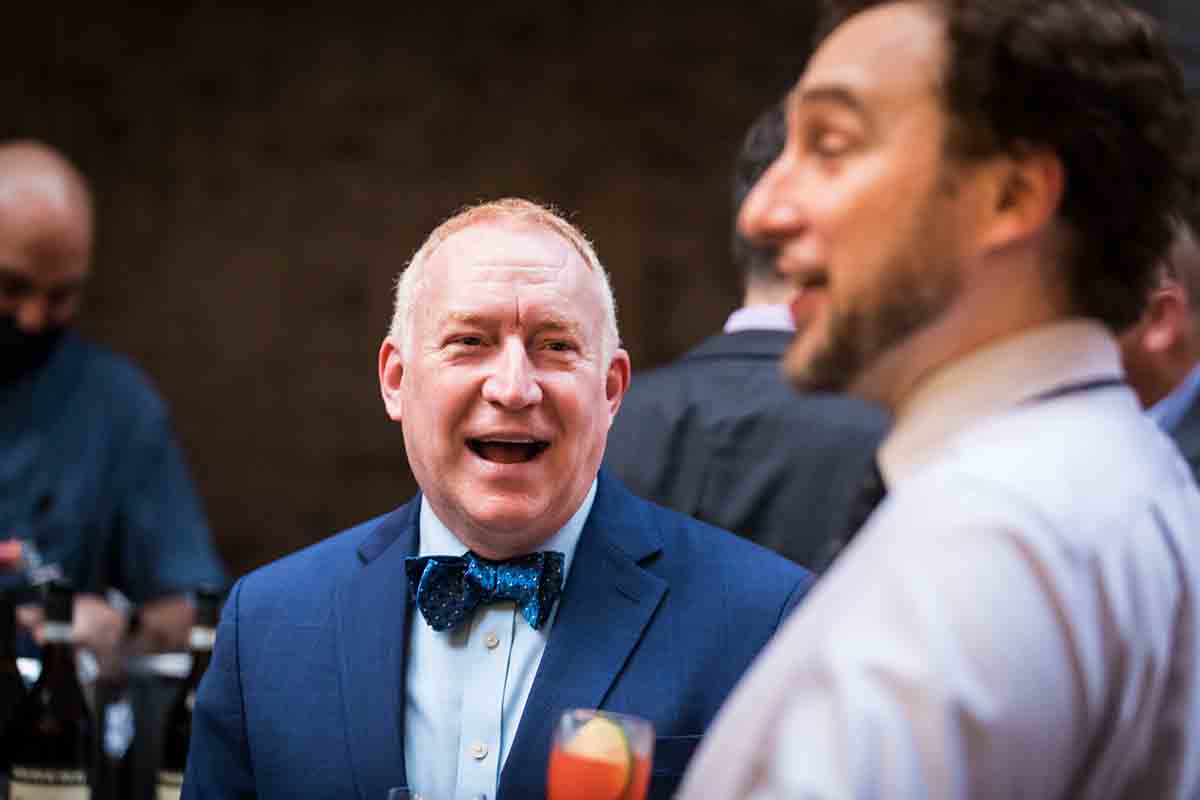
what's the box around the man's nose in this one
[738,154,806,246]
[481,340,543,409]
[14,295,52,333]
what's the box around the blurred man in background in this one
[680,0,1200,796]
[1119,220,1200,479]
[0,140,227,662]
[606,102,886,570]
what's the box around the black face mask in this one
[0,313,65,386]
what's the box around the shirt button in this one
[484,631,500,649]
[471,741,489,760]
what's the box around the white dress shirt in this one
[404,479,595,800]
[679,319,1200,799]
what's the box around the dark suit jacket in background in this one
[605,330,888,570]
[182,470,811,800]
[1170,390,1200,482]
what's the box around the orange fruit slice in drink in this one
[563,715,633,799]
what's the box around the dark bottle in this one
[5,581,93,798]
[0,592,27,734]
[156,588,221,800]
[1,592,30,798]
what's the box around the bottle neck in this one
[39,639,78,677]
[0,600,16,660]
[186,625,214,683]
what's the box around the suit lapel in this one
[335,499,419,800]
[499,473,667,799]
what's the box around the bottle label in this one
[156,770,184,800]
[189,626,216,651]
[9,766,90,798]
[41,622,73,644]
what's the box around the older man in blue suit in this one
[182,198,812,800]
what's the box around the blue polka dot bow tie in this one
[404,550,565,632]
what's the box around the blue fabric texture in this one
[0,332,226,600]
[404,550,564,631]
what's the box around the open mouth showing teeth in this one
[468,439,550,464]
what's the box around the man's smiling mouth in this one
[468,438,550,464]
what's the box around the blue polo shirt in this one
[0,332,226,601]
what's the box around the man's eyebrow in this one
[440,311,490,327]
[793,84,870,119]
[534,314,583,336]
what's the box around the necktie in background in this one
[816,458,887,573]
[405,550,565,632]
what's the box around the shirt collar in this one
[417,478,597,583]
[879,319,1124,487]
[1149,360,1200,432]
[723,304,796,334]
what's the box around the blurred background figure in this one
[0,140,226,664]
[605,102,887,570]
[1119,219,1200,480]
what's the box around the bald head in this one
[0,140,94,333]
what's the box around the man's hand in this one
[131,595,194,654]
[16,593,128,671]
[15,592,196,672]
[0,539,22,570]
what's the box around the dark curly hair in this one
[732,101,788,291]
[819,0,1200,330]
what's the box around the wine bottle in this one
[5,581,93,799]
[156,588,221,800]
[0,592,27,733]
[1,592,30,798]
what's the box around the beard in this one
[783,210,964,395]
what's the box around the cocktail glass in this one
[547,708,653,800]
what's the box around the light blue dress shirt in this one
[722,303,795,334]
[1148,361,1200,432]
[403,479,596,800]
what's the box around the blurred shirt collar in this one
[723,304,795,334]
[1149,361,1200,432]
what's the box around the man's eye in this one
[810,129,853,158]
[456,336,484,347]
[0,277,32,300]
[545,340,575,352]
[46,287,80,309]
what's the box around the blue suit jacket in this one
[183,471,812,799]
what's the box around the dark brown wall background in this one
[1,4,816,576]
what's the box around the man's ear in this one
[379,338,405,422]
[605,348,632,419]
[1140,283,1188,354]
[977,147,1065,254]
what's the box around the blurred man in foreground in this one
[183,198,811,800]
[606,103,886,570]
[679,0,1200,797]
[1120,221,1200,479]
[0,140,227,661]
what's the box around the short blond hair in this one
[388,198,619,359]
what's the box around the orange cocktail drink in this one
[547,709,654,800]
